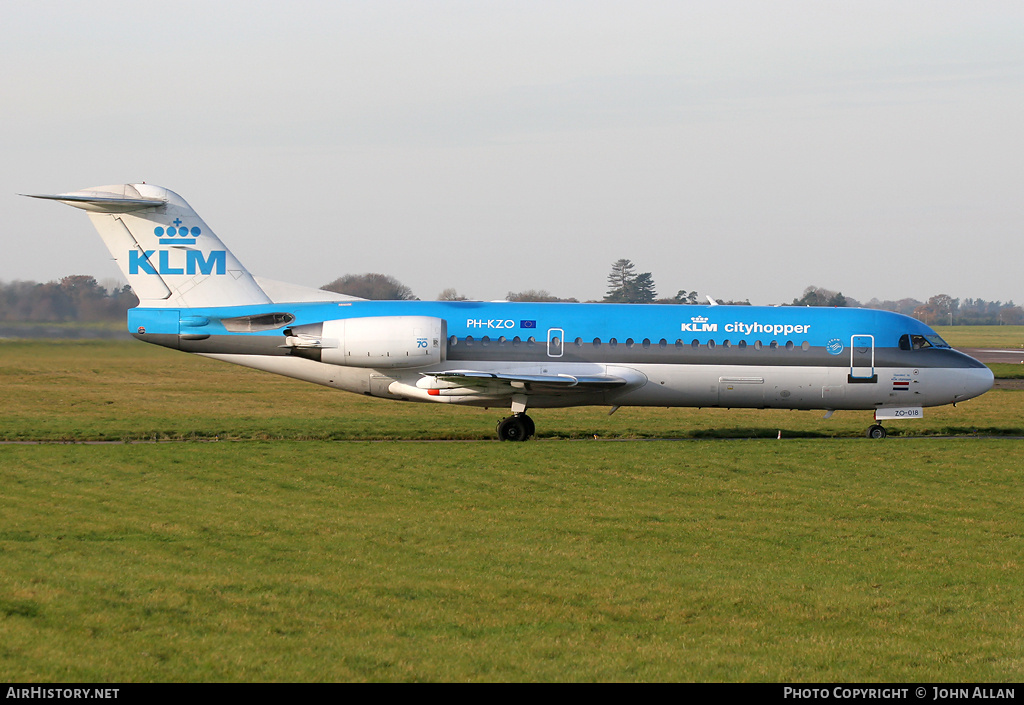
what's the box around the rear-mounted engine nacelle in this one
[285,316,447,369]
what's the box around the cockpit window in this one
[900,333,951,350]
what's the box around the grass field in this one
[1,334,1022,681]
[2,441,1022,682]
[933,325,1024,349]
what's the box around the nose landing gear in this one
[866,424,887,439]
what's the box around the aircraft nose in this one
[955,366,994,402]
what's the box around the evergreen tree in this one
[604,259,636,302]
[632,272,657,303]
[603,259,657,303]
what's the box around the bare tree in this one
[322,273,417,300]
[506,289,577,303]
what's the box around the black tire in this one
[867,424,887,439]
[521,414,535,438]
[498,416,529,441]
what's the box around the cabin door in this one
[849,334,877,383]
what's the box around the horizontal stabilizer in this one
[23,187,166,213]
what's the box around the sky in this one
[3,1,1023,306]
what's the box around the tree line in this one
[790,286,1024,326]
[3,263,1021,326]
[0,276,137,323]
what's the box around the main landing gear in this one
[866,424,887,439]
[497,413,535,442]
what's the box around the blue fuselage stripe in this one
[137,301,931,350]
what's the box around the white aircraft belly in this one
[612,364,829,408]
[608,364,967,410]
[195,354,973,413]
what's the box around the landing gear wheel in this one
[867,424,887,439]
[497,416,527,442]
[521,414,535,438]
[497,413,534,441]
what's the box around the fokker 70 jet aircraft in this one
[27,184,993,440]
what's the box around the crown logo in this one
[691,316,709,324]
[155,218,201,244]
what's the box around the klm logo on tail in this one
[128,250,226,275]
[156,219,199,244]
[129,222,226,275]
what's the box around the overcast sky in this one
[3,1,1023,305]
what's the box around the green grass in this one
[1,338,1023,681]
[2,441,1022,681]
[933,325,1024,349]
[0,320,126,332]
[988,363,1024,379]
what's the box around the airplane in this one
[26,183,994,440]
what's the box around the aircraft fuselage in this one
[128,300,992,414]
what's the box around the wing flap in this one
[423,370,629,393]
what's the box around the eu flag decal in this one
[520,320,537,329]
